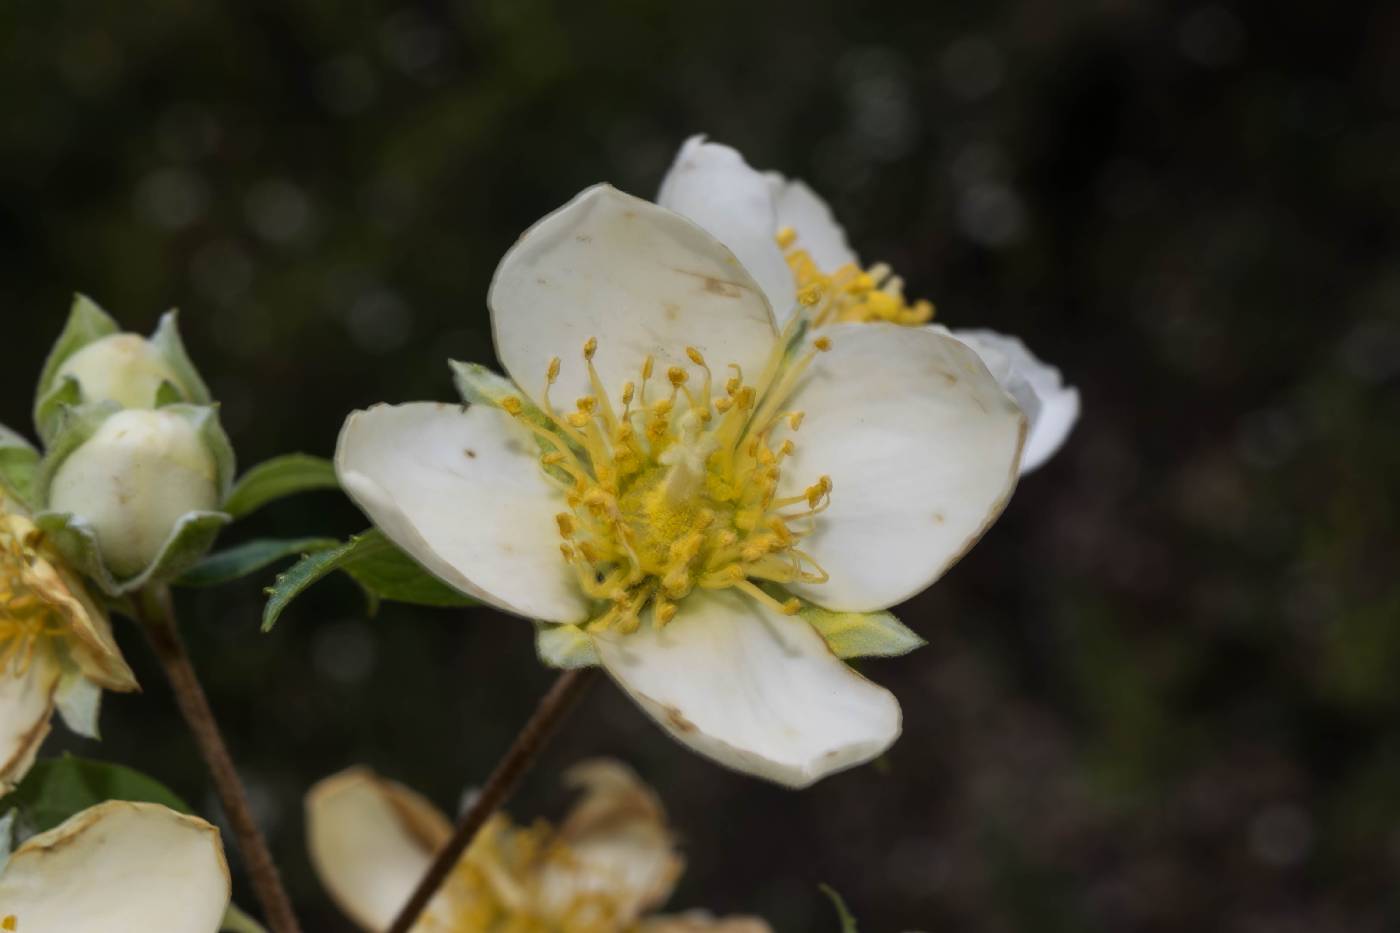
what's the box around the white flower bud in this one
[48,410,220,577]
[54,334,183,409]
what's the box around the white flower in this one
[0,501,137,792]
[0,800,230,932]
[47,409,222,578]
[335,185,1024,786]
[657,135,1079,473]
[306,759,771,932]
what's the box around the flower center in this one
[502,326,833,634]
[777,226,935,327]
[0,514,64,676]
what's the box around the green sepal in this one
[32,376,84,452]
[535,622,600,669]
[177,537,342,587]
[33,401,121,505]
[820,884,859,933]
[149,309,212,405]
[799,602,926,660]
[261,528,474,632]
[35,509,232,597]
[33,295,120,442]
[223,453,339,520]
[222,905,269,933]
[0,422,40,508]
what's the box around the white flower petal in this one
[782,324,1026,612]
[655,137,797,323]
[596,590,901,788]
[0,801,230,933]
[951,328,1079,473]
[491,183,779,410]
[766,174,859,272]
[0,652,60,792]
[53,668,102,739]
[306,768,453,931]
[336,402,587,624]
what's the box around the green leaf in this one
[2,755,191,834]
[176,537,342,587]
[33,295,120,442]
[224,453,339,519]
[800,603,926,660]
[820,884,859,933]
[535,622,600,669]
[0,422,40,508]
[261,528,474,631]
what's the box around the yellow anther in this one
[776,226,798,249]
[501,396,524,415]
[798,283,824,306]
[781,597,801,615]
[813,336,832,352]
[547,357,561,382]
[787,411,805,431]
[522,335,833,643]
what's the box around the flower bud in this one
[54,334,184,410]
[48,409,220,578]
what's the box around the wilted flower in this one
[0,499,137,791]
[657,136,1079,473]
[336,185,1024,785]
[306,759,770,932]
[0,800,230,931]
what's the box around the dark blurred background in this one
[3,1,1399,930]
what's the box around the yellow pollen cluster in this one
[0,513,65,677]
[777,225,935,327]
[502,328,833,634]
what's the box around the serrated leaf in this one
[261,528,474,631]
[800,603,926,660]
[820,884,859,933]
[224,453,339,519]
[2,755,192,834]
[176,537,341,587]
[535,622,600,669]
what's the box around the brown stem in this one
[386,668,599,933]
[138,584,303,933]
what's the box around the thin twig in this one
[139,584,303,933]
[386,668,599,933]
